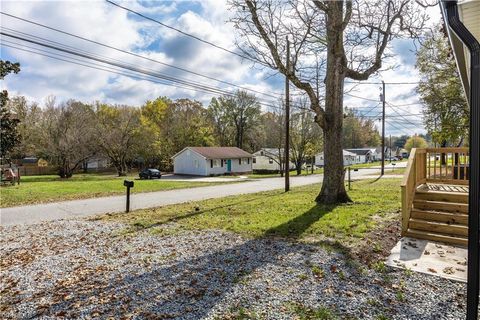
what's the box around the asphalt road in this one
[0,165,404,226]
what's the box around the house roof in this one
[345,148,373,156]
[253,148,283,157]
[22,157,38,164]
[317,150,357,157]
[173,147,253,159]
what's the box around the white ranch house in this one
[252,148,295,172]
[315,150,358,167]
[345,148,375,163]
[172,147,253,176]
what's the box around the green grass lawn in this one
[107,178,401,245]
[248,168,324,179]
[362,167,406,176]
[0,173,238,208]
[248,160,408,179]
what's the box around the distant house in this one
[172,147,253,176]
[374,146,393,161]
[21,157,48,167]
[345,148,374,163]
[397,148,409,159]
[85,157,110,170]
[252,148,294,172]
[315,150,358,167]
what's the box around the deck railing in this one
[400,147,470,235]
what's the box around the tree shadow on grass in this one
[109,193,276,233]
[41,203,350,318]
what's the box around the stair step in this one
[409,218,468,237]
[410,209,468,225]
[415,189,468,203]
[413,199,468,213]
[405,229,468,247]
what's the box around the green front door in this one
[227,159,232,172]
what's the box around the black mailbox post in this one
[123,180,134,213]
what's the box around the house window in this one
[239,158,242,165]
[212,159,221,167]
[194,160,199,168]
[253,157,256,164]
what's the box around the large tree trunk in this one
[58,159,73,178]
[317,126,350,203]
[316,2,351,204]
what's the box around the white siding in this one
[315,152,358,166]
[206,158,252,176]
[253,155,282,171]
[173,149,207,176]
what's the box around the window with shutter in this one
[210,160,213,168]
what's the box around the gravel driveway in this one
[0,219,469,320]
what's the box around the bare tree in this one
[208,90,262,151]
[231,0,428,203]
[261,101,286,176]
[95,103,142,176]
[290,104,323,175]
[38,99,97,178]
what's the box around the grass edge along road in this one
[0,174,244,208]
[105,178,402,247]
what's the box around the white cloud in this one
[1,0,446,137]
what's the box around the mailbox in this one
[123,180,134,213]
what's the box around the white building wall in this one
[230,158,253,173]
[315,153,358,166]
[173,150,207,176]
[253,155,282,171]
[206,158,252,176]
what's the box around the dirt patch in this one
[351,215,402,267]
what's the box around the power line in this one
[0,42,246,98]
[0,12,282,100]
[388,101,424,107]
[386,101,424,127]
[105,0,268,68]
[344,92,380,102]
[345,81,420,85]
[0,31,284,107]
[385,120,416,136]
[1,37,315,113]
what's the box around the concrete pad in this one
[386,237,467,282]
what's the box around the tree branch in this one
[245,0,325,128]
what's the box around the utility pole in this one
[389,134,392,162]
[381,80,386,175]
[284,37,290,192]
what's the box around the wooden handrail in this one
[401,148,421,235]
[401,148,416,188]
[401,147,470,235]
[425,147,469,153]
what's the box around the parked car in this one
[139,168,162,179]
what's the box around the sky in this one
[0,0,444,137]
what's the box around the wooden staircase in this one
[401,148,470,246]
[405,184,469,246]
